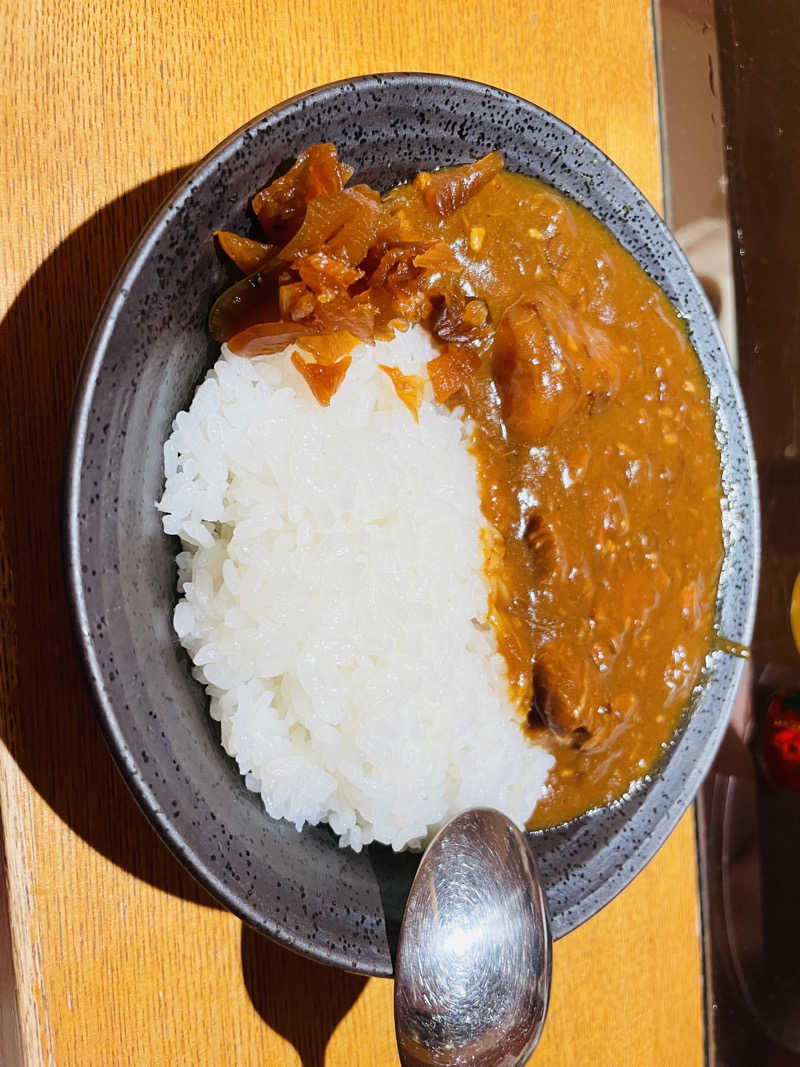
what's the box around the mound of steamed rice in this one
[157,325,553,851]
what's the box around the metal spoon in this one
[394,808,552,1067]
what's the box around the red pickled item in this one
[764,690,800,790]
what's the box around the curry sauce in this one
[213,146,724,828]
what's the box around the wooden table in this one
[0,2,704,1063]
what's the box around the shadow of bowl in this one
[0,165,225,908]
[241,925,369,1067]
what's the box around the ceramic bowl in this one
[64,73,759,975]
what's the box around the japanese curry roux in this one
[384,167,722,827]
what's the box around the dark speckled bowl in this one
[64,73,759,975]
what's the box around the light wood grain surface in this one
[0,1,704,1063]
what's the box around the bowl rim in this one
[63,71,760,974]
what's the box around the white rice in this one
[157,325,553,851]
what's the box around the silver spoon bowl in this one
[394,808,552,1067]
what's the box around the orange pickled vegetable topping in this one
[426,344,481,403]
[429,283,493,350]
[251,143,354,242]
[379,364,425,422]
[208,263,283,342]
[422,152,504,217]
[280,188,386,266]
[294,252,364,293]
[291,353,351,406]
[312,291,377,342]
[371,243,429,291]
[215,231,274,274]
[380,207,426,244]
[214,145,505,406]
[298,331,360,365]
[279,281,316,321]
[227,321,319,358]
